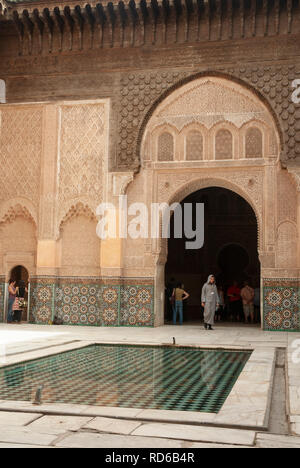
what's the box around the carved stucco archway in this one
[153,177,263,327]
[0,203,38,281]
[142,74,278,327]
[137,70,284,168]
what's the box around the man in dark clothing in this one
[227,280,242,321]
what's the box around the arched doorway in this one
[9,265,29,323]
[165,187,260,324]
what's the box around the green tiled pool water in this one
[0,345,251,413]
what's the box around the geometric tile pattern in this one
[0,344,251,413]
[56,281,100,327]
[120,285,154,327]
[263,278,300,332]
[29,277,154,328]
[29,278,56,325]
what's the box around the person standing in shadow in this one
[227,280,242,322]
[201,275,220,331]
[172,282,189,326]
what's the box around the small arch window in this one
[186,131,203,161]
[0,79,6,104]
[245,127,263,158]
[158,132,174,161]
[215,130,233,160]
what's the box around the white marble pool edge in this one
[0,341,276,431]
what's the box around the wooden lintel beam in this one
[173,0,182,43]
[13,11,24,55]
[240,0,245,39]
[262,0,269,36]
[107,2,116,48]
[149,0,159,45]
[287,0,292,34]
[139,0,148,45]
[43,8,54,53]
[63,6,75,51]
[129,0,139,46]
[54,7,64,52]
[33,8,44,54]
[250,0,257,37]
[74,5,85,50]
[274,0,280,35]
[95,3,107,48]
[23,9,34,54]
[118,1,128,47]
[85,4,96,48]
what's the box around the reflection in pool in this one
[0,344,251,413]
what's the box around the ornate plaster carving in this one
[111,172,135,197]
[156,171,263,251]
[58,201,97,234]
[118,66,297,170]
[0,203,36,227]
[287,167,300,192]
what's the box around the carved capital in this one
[111,172,135,196]
[287,167,300,192]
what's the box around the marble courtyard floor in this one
[0,322,300,449]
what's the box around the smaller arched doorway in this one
[165,187,260,325]
[217,244,250,285]
[9,265,30,323]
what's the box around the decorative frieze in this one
[1,0,299,55]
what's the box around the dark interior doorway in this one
[165,187,260,323]
[9,265,29,322]
[10,265,29,284]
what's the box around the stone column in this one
[263,166,300,332]
[100,172,134,278]
[260,162,276,269]
[288,167,300,268]
[31,104,59,324]
[36,104,59,276]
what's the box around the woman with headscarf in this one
[201,275,219,330]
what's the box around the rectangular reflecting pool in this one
[0,345,251,413]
